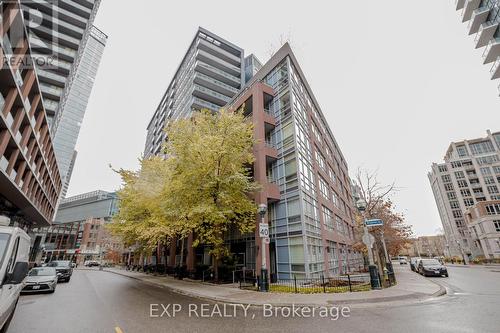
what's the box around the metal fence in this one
[238,274,371,293]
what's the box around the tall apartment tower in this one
[144,27,244,158]
[428,130,500,259]
[454,0,500,94]
[20,0,105,197]
[0,0,62,228]
[52,26,107,197]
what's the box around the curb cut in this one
[101,269,445,308]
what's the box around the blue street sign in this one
[365,219,383,227]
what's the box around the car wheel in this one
[66,277,71,282]
[444,273,449,277]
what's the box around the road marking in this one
[115,327,124,333]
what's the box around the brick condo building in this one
[1,0,62,231]
[142,29,363,279]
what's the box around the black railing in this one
[238,274,371,293]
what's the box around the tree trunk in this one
[180,237,185,267]
[213,255,219,282]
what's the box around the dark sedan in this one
[418,258,449,277]
[47,260,73,282]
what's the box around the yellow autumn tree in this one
[110,109,259,279]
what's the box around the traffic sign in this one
[259,223,269,237]
[365,219,383,227]
[362,233,375,248]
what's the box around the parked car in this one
[0,225,31,333]
[46,260,73,282]
[84,260,99,267]
[22,267,58,293]
[399,257,408,265]
[418,258,449,277]
[410,257,421,271]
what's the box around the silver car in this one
[22,267,58,293]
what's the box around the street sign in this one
[365,219,383,227]
[263,237,270,245]
[362,233,375,248]
[259,223,269,237]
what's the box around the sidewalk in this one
[100,265,445,307]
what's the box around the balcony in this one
[474,22,498,48]
[468,7,490,35]
[193,72,238,97]
[195,61,241,88]
[265,182,280,202]
[482,38,500,64]
[197,38,241,67]
[192,84,231,106]
[462,0,481,22]
[191,97,221,112]
[456,0,466,10]
[196,49,241,77]
[490,57,500,80]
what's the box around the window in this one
[480,167,492,175]
[460,190,471,197]
[454,171,465,179]
[456,145,469,157]
[494,220,500,232]
[441,175,451,182]
[485,176,496,185]
[315,148,325,171]
[487,185,499,194]
[447,192,457,200]
[485,203,500,215]
[319,176,329,199]
[477,155,499,165]
[463,198,474,207]
[444,183,454,191]
[493,166,500,174]
[438,165,448,172]
[450,201,460,209]
[452,210,463,218]
[322,206,334,232]
[469,141,495,155]
[311,122,322,143]
[457,180,468,188]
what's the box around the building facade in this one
[51,26,107,197]
[142,28,361,279]
[429,130,500,259]
[1,0,62,229]
[227,44,361,279]
[144,27,245,158]
[454,0,500,94]
[406,235,447,258]
[465,200,500,258]
[35,190,121,263]
[20,0,105,197]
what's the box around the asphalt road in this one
[9,265,500,333]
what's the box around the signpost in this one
[362,233,375,249]
[259,223,269,238]
[365,219,383,227]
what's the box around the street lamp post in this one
[356,199,381,289]
[258,203,269,292]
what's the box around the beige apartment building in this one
[465,200,500,259]
[429,130,500,260]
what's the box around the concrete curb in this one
[102,268,446,308]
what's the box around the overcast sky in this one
[67,0,500,236]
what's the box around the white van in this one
[0,224,31,333]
